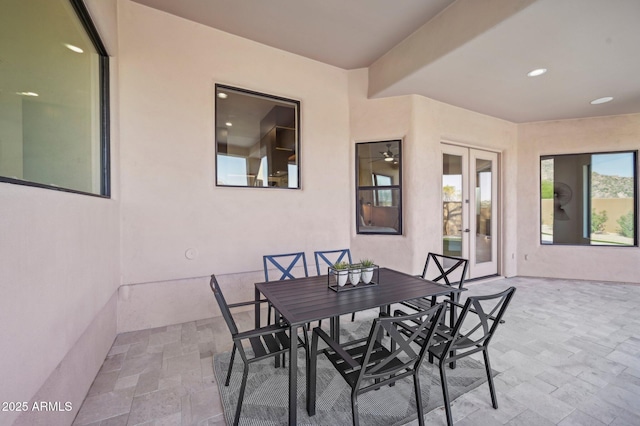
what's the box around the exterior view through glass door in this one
[442,144,498,279]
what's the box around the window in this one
[0,0,110,196]
[215,85,300,188]
[540,151,637,246]
[356,140,402,234]
[372,174,393,206]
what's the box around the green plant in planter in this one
[359,259,375,284]
[333,261,349,270]
[348,263,362,285]
[333,261,349,286]
[359,259,375,268]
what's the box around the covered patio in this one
[2,1,640,425]
[68,276,640,425]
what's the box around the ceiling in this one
[132,0,640,123]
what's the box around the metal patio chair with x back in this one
[209,274,309,426]
[401,252,469,315]
[313,248,352,276]
[263,251,309,325]
[425,286,516,426]
[307,303,445,426]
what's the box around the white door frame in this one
[441,143,500,279]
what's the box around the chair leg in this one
[225,344,237,386]
[483,348,498,409]
[413,372,425,426]
[233,363,249,426]
[439,360,454,426]
[351,312,355,322]
[351,391,360,426]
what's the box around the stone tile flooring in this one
[73,276,640,425]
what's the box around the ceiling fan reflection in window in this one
[374,143,400,165]
[359,140,401,168]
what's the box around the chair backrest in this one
[446,286,516,354]
[263,252,308,281]
[422,252,469,290]
[209,274,239,336]
[314,249,352,275]
[358,303,445,385]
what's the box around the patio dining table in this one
[254,267,462,425]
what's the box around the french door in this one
[441,144,499,279]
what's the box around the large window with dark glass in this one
[215,85,300,188]
[356,140,402,234]
[0,0,110,196]
[540,151,637,246]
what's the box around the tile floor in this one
[73,276,640,425]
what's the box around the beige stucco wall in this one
[116,1,352,331]
[0,1,120,425]
[348,69,519,278]
[517,113,640,282]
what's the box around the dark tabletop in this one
[255,267,458,327]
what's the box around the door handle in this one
[464,229,470,233]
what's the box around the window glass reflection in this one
[0,0,108,195]
[356,140,402,234]
[540,151,637,246]
[215,85,299,188]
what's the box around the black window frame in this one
[356,140,403,235]
[214,84,301,189]
[0,0,111,198]
[539,150,638,247]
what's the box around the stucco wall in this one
[0,1,121,424]
[517,113,640,282]
[116,1,351,332]
[348,69,519,278]
[0,172,120,426]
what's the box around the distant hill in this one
[540,160,633,199]
[592,172,634,198]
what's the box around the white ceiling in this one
[131,0,640,123]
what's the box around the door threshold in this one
[465,274,503,285]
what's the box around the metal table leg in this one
[254,288,261,328]
[288,324,298,425]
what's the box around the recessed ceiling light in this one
[225,122,233,127]
[218,92,228,99]
[527,68,547,77]
[16,91,39,97]
[590,96,613,105]
[64,43,83,53]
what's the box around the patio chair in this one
[401,253,469,313]
[307,303,445,426]
[314,248,357,321]
[313,248,352,275]
[425,286,516,426]
[263,251,309,325]
[209,274,309,426]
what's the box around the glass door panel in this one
[441,144,499,280]
[475,158,493,263]
[443,153,464,257]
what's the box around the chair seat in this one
[246,329,291,360]
[400,297,433,312]
[324,340,405,387]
